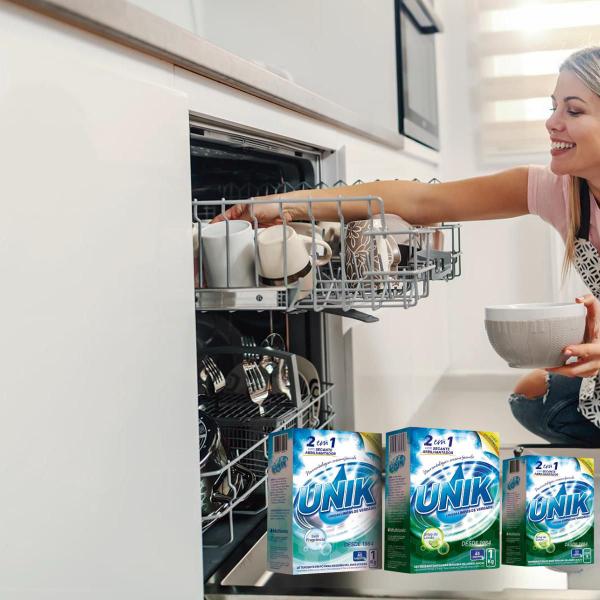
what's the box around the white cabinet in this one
[0,6,201,599]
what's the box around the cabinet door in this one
[0,10,201,600]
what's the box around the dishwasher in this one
[189,115,461,598]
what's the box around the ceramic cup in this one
[289,222,329,259]
[374,214,419,268]
[344,216,401,288]
[193,221,210,288]
[318,221,342,258]
[257,224,332,286]
[200,220,256,288]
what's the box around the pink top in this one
[528,164,600,249]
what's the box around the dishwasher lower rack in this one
[193,195,460,313]
[199,381,335,546]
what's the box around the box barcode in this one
[509,460,520,474]
[273,433,288,453]
[388,432,406,454]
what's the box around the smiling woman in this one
[548,52,600,275]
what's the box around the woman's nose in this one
[546,110,565,134]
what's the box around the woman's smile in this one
[550,138,576,157]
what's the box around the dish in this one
[484,302,586,369]
[295,355,321,427]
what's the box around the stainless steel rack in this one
[198,345,335,547]
[199,383,334,546]
[193,182,461,313]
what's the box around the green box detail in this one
[384,428,501,573]
[502,456,594,567]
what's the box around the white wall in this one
[437,0,559,375]
[128,0,197,31]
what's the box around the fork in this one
[241,336,269,414]
[241,336,261,359]
[199,356,225,395]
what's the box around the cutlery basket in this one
[198,345,335,540]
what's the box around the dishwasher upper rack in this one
[193,196,460,312]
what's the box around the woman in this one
[214,47,600,447]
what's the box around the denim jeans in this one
[509,373,600,447]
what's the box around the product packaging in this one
[385,427,500,573]
[502,455,594,566]
[267,428,382,574]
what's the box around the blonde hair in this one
[559,47,600,278]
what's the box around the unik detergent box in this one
[384,427,500,573]
[502,456,594,567]
[267,428,383,574]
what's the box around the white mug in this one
[289,222,328,258]
[257,224,332,285]
[200,220,256,288]
[193,222,208,288]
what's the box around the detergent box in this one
[384,427,500,573]
[267,428,383,574]
[502,456,594,566]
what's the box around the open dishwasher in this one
[189,116,461,598]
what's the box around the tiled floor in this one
[408,373,546,447]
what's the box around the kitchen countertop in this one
[9,0,409,151]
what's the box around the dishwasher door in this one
[206,532,576,600]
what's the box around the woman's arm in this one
[212,167,530,225]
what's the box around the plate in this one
[295,355,321,400]
[295,355,321,428]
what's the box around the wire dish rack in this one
[193,188,461,312]
[197,346,334,546]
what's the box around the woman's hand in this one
[210,200,305,226]
[546,294,600,377]
[579,293,600,343]
[546,342,600,378]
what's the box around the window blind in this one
[472,0,600,159]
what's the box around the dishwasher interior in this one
[191,118,339,589]
[190,117,465,598]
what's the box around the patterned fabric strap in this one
[573,177,600,429]
[578,374,600,427]
[574,239,600,289]
[574,239,600,429]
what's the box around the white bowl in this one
[485,302,585,321]
[484,302,585,368]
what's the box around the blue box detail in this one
[470,549,485,561]
[571,549,583,558]
[353,551,367,562]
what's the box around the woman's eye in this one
[567,110,581,116]
[549,107,557,112]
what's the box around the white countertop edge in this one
[9,0,420,152]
